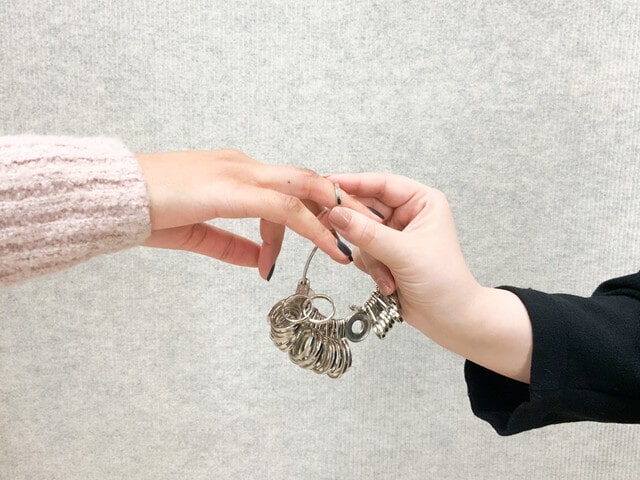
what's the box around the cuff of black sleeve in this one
[465,286,567,436]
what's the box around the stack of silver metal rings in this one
[267,250,403,379]
[268,281,353,379]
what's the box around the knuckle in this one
[219,236,236,262]
[420,187,448,216]
[358,220,377,246]
[429,187,448,204]
[219,148,241,157]
[182,224,208,251]
[281,195,305,215]
[298,167,319,178]
[218,149,247,161]
[294,168,321,198]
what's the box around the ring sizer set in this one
[267,246,403,379]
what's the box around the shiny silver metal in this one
[267,246,403,378]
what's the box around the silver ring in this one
[334,183,342,206]
[303,294,336,324]
[282,294,313,323]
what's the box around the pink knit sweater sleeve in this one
[0,135,152,287]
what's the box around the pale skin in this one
[135,149,378,279]
[324,173,534,384]
[134,152,532,383]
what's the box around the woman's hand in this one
[326,173,478,326]
[326,173,533,383]
[136,150,373,280]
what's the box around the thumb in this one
[328,207,402,266]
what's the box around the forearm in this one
[465,287,533,382]
[0,135,151,286]
[413,286,533,383]
[466,272,640,435]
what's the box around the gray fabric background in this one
[2,1,640,478]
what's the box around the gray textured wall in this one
[2,1,640,479]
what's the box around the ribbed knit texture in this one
[0,135,151,286]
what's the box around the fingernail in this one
[367,207,385,220]
[377,278,393,295]
[336,239,353,262]
[266,263,276,281]
[329,207,351,230]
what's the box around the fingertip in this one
[336,238,353,262]
[378,277,396,296]
[258,245,277,280]
[361,252,395,295]
[266,263,276,281]
[367,206,385,220]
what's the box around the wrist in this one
[135,152,163,230]
[406,274,484,340]
[412,284,532,383]
[455,286,533,382]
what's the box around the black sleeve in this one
[464,271,640,436]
